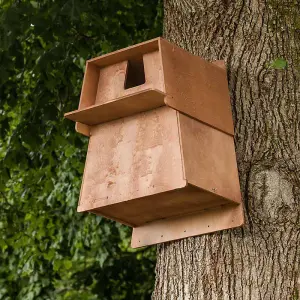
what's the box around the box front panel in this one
[78,106,185,212]
[95,61,128,105]
[95,50,165,106]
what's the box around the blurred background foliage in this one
[0,0,162,299]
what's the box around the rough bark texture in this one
[153,1,300,299]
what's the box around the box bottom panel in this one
[88,184,236,227]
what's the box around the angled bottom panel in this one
[131,204,244,248]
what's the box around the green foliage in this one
[0,0,162,299]
[267,58,288,69]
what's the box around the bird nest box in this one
[65,38,244,248]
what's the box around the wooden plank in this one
[131,203,244,248]
[159,38,234,136]
[83,185,230,227]
[88,38,159,67]
[64,89,166,125]
[178,113,241,204]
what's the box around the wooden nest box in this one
[65,37,244,248]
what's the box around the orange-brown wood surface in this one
[178,113,241,203]
[67,49,166,128]
[88,186,229,227]
[68,38,235,136]
[74,62,100,134]
[92,50,165,106]
[143,51,165,92]
[131,204,244,248]
[75,122,90,137]
[87,38,159,67]
[95,61,128,105]
[75,106,242,231]
[77,107,186,214]
[78,63,100,109]
[65,89,166,125]
[159,38,234,136]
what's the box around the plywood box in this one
[64,38,244,248]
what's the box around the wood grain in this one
[76,107,242,232]
[159,38,234,136]
[75,122,90,137]
[64,89,166,125]
[87,185,229,227]
[143,51,165,92]
[178,113,241,203]
[77,106,186,214]
[95,61,128,105]
[131,203,244,248]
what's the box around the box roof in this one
[87,37,161,68]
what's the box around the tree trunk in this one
[153,1,300,299]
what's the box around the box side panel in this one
[131,203,244,248]
[77,106,186,212]
[178,113,241,204]
[159,38,234,136]
[75,62,100,136]
[143,51,165,92]
[79,62,100,109]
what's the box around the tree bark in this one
[153,1,300,299]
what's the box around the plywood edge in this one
[175,111,187,181]
[187,182,242,205]
[157,38,167,94]
[64,88,166,125]
[172,109,235,137]
[87,38,160,67]
[131,203,244,248]
[77,136,92,211]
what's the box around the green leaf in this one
[268,58,288,69]
[63,260,72,270]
